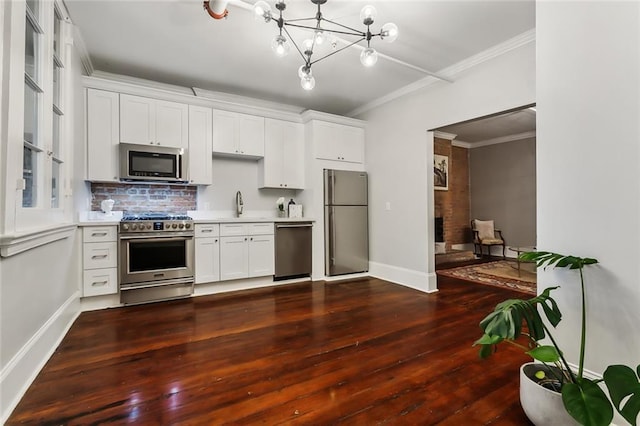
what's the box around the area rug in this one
[437,260,536,295]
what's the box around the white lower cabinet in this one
[219,223,274,281]
[194,224,220,283]
[82,226,118,297]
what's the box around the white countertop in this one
[77,211,314,226]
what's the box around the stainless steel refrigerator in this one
[324,169,369,276]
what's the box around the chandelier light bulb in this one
[298,64,312,79]
[271,34,290,57]
[360,47,378,67]
[359,5,377,25]
[380,22,399,43]
[302,38,314,55]
[253,0,272,22]
[314,29,325,45]
[300,74,316,91]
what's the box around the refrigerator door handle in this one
[330,208,337,266]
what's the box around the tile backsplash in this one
[91,183,197,213]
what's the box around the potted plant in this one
[474,251,640,426]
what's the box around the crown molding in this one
[433,131,457,141]
[452,140,472,149]
[469,130,536,149]
[72,25,93,75]
[348,28,536,118]
[301,110,367,128]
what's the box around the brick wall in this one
[434,138,471,250]
[91,183,197,213]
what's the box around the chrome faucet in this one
[235,191,243,217]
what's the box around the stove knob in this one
[132,224,138,230]
[122,224,130,231]
[185,223,191,229]
[179,223,184,229]
[172,223,178,229]
[146,224,152,230]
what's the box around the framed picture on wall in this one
[434,154,449,191]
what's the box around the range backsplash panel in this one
[91,183,197,213]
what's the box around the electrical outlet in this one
[385,202,391,211]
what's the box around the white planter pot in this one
[520,362,580,426]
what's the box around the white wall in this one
[358,42,535,291]
[197,157,300,215]
[537,1,640,375]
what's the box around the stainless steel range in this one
[119,212,194,305]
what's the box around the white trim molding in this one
[433,131,457,141]
[369,261,438,293]
[1,292,81,423]
[0,224,76,257]
[469,130,536,149]
[348,28,536,118]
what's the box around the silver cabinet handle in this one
[202,229,213,233]
[91,280,108,286]
[91,232,108,237]
[91,254,108,259]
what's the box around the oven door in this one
[119,233,194,285]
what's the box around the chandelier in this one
[252,0,398,90]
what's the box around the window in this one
[21,0,67,210]
[23,2,44,208]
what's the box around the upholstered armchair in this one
[471,219,506,258]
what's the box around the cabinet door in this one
[260,119,285,188]
[219,236,249,280]
[212,110,238,154]
[282,122,304,188]
[188,105,213,185]
[339,125,365,164]
[195,237,220,284]
[238,114,265,157]
[155,100,188,148]
[86,89,119,182]
[249,234,274,277]
[120,94,155,145]
[313,121,340,161]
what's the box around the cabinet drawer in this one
[83,268,118,297]
[248,222,274,235]
[83,226,117,243]
[195,223,220,237]
[83,242,117,269]
[220,223,249,236]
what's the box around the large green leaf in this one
[603,364,640,426]
[519,251,599,271]
[562,379,613,426]
[526,345,560,363]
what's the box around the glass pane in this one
[25,18,38,80]
[52,111,60,155]
[24,84,38,145]
[53,9,61,58]
[51,160,60,208]
[23,146,37,207]
[53,64,60,108]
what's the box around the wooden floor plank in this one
[7,275,533,425]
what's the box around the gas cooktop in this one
[121,212,192,221]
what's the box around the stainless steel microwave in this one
[119,143,188,183]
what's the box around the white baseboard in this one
[1,292,81,423]
[369,261,438,293]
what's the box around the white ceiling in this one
[436,106,536,146]
[65,0,535,116]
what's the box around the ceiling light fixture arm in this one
[309,37,364,67]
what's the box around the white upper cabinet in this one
[120,94,188,149]
[258,119,304,189]
[188,105,213,185]
[212,110,265,158]
[86,89,119,182]
[311,120,365,164]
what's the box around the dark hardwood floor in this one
[7,275,533,425]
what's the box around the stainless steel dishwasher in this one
[274,222,312,280]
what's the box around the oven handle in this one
[119,233,194,240]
